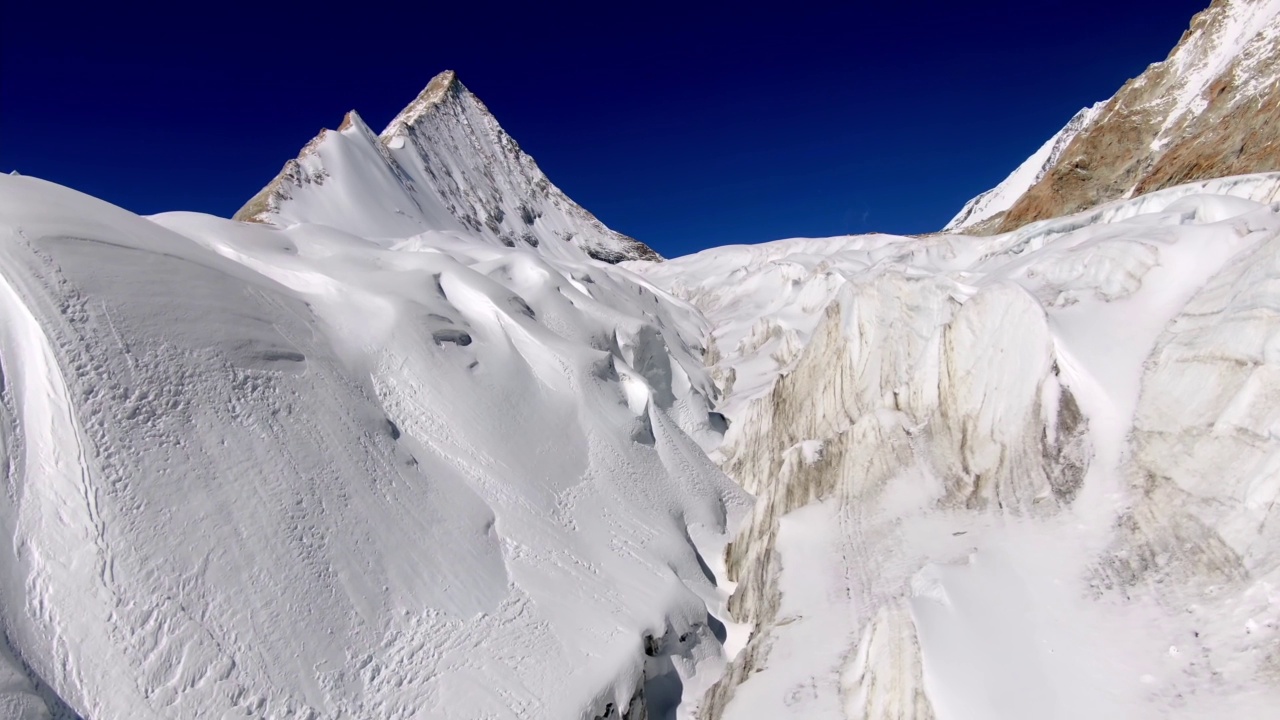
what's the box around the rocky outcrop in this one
[236,70,660,263]
[944,102,1105,233]
[950,0,1280,234]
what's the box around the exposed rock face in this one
[948,0,1280,235]
[944,102,1105,233]
[236,70,660,264]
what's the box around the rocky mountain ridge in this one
[948,0,1280,235]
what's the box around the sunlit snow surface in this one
[0,174,747,719]
[635,173,1280,720]
[5,165,1280,720]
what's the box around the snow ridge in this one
[944,102,1104,233]
[0,173,743,720]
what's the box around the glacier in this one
[635,173,1280,719]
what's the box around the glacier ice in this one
[637,172,1280,719]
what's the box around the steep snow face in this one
[637,173,1280,719]
[236,70,660,264]
[948,0,1280,234]
[0,174,745,720]
[944,102,1105,233]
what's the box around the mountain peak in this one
[233,71,660,263]
[337,110,367,134]
[380,70,463,140]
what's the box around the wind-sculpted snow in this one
[1095,224,1280,688]
[0,174,747,719]
[7,119,1280,720]
[635,173,1280,719]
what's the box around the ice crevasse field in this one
[636,173,1280,720]
[2,77,1280,718]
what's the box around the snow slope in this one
[236,71,660,264]
[0,173,747,719]
[636,173,1280,719]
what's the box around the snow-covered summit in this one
[381,69,461,134]
[236,70,660,264]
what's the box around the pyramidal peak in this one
[380,69,461,139]
[234,70,660,263]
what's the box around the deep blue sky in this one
[4,1,1210,257]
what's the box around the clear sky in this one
[3,1,1211,258]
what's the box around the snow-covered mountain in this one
[6,5,1280,714]
[10,161,1274,718]
[947,0,1280,234]
[636,173,1280,719]
[236,70,660,264]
